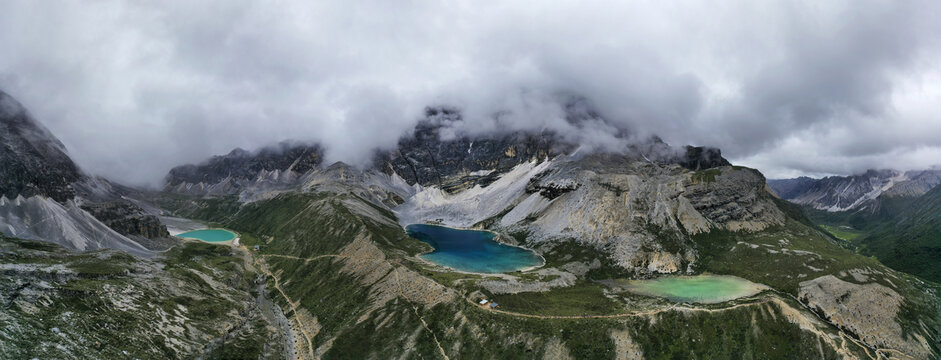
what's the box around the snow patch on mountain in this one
[396,160,552,227]
[823,172,909,212]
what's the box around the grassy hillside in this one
[156,190,940,358]
[856,185,941,283]
[0,236,277,359]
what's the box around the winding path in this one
[249,249,316,360]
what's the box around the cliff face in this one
[80,200,177,251]
[0,90,172,254]
[81,201,170,239]
[0,90,83,202]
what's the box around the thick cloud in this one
[1,0,940,185]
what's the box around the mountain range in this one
[768,169,941,213]
[1,89,939,359]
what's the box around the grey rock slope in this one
[0,195,152,256]
[397,151,781,274]
[0,90,169,255]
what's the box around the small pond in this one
[406,224,543,274]
[176,229,238,243]
[618,275,767,304]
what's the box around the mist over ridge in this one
[1,1,940,186]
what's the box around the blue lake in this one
[177,229,238,242]
[406,224,543,273]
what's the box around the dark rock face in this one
[80,201,170,239]
[678,146,731,171]
[164,142,324,187]
[163,107,731,197]
[373,115,732,191]
[766,176,817,199]
[373,114,575,189]
[0,90,83,202]
[525,169,579,200]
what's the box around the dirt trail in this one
[393,267,450,360]
[262,254,345,263]
[474,297,764,320]
[248,249,316,360]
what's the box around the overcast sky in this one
[2,1,940,186]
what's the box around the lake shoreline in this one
[176,228,240,244]
[608,274,769,304]
[406,223,546,274]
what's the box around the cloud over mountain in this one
[1,1,940,185]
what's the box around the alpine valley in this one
[2,89,940,360]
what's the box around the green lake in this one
[176,229,238,243]
[619,275,766,304]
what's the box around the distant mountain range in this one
[768,169,941,212]
[770,168,941,284]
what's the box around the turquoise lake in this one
[406,224,543,273]
[177,229,238,242]
[618,275,766,304]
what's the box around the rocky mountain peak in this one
[0,90,84,202]
[164,141,324,188]
[768,168,941,212]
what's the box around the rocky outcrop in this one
[478,268,577,294]
[0,90,83,202]
[80,200,177,251]
[0,195,152,257]
[678,145,731,171]
[81,201,170,239]
[798,275,930,359]
[684,167,785,232]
